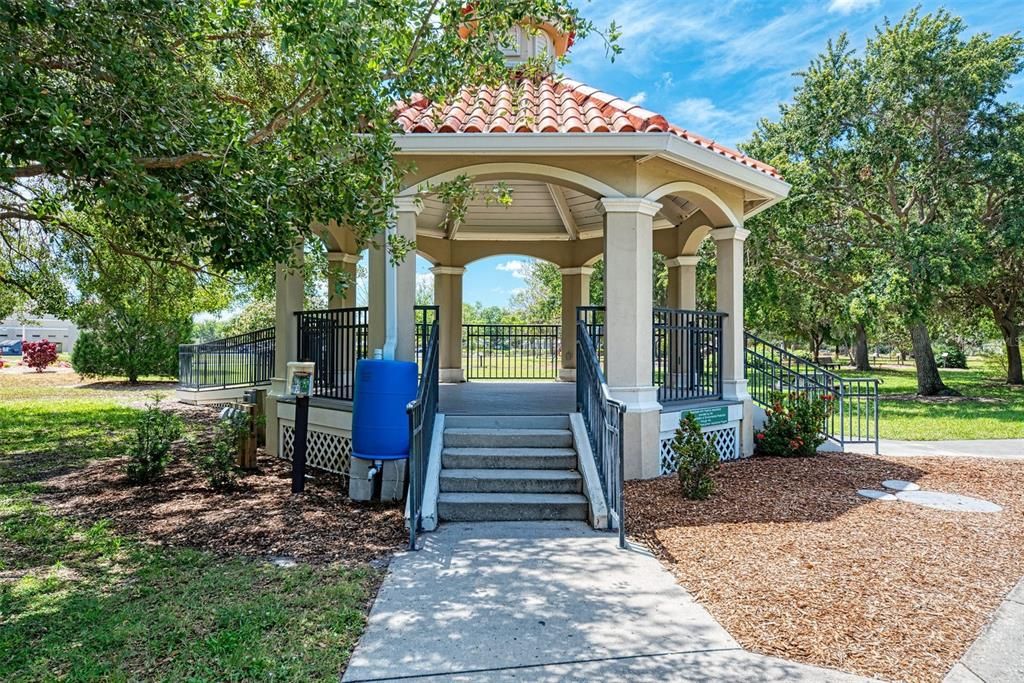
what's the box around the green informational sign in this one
[686,406,729,427]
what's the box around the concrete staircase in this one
[438,415,588,522]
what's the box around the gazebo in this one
[186,20,791,511]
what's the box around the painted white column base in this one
[349,458,407,502]
[264,377,288,457]
[609,385,662,480]
[558,368,576,382]
[722,379,754,456]
[439,368,465,383]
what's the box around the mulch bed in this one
[40,451,406,566]
[627,453,1024,683]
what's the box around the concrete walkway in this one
[945,577,1024,683]
[848,439,1024,459]
[343,522,866,682]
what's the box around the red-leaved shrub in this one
[22,340,58,372]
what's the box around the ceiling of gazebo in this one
[416,179,698,242]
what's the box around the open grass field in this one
[841,360,1024,441]
[0,370,392,681]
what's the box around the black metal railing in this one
[295,307,369,401]
[407,318,439,550]
[654,308,726,404]
[576,321,626,548]
[178,327,275,390]
[746,332,880,452]
[463,323,560,380]
[415,305,438,368]
[577,306,724,404]
[576,306,606,368]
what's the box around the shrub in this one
[193,413,247,490]
[755,391,834,457]
[936,347,968,369]
[125,398,183,483]
[670,412,720,500]
[22,340,58,372]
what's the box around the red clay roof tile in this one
[394,76,780,179]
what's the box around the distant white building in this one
[0,314,79,353]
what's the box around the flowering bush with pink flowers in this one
[755,391,835,458]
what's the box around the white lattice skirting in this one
[280,423,353,478]
[659,423,741,475]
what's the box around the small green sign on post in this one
[687,405,729,428]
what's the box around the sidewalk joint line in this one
[343,646,745,682]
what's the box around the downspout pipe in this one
[382,203,399,361]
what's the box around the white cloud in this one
[416,272,433,287]
[496,259,528,279]
[827,0,880,15]
[628,91,647,105]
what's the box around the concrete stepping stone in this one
[882,479,920,492]
[896,490,1002,513]
[857,489,898,501]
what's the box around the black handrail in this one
[406,319,439,550]
[745,332,880,452]
[178,327,275,390]
[576,320,626,549]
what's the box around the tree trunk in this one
[810,334,822,364]
[993,311,1024,385]
[909,320,957,396]
[853,322,871,371]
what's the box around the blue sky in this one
[432,0,1022,309]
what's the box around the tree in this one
[70,247,226,383]
[1,0,615,315]
[746,9,1024,394]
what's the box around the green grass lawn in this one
[0,374,380,681]
[841,361,1024,441]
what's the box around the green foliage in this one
[124,399,183,484]
[193,415,246,490]
[1,0,614,310]
[755,392,834,457]
[936,347,968,369]
[744,8,1024,394]
[670,413,719,500]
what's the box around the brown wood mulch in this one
[40,452,406,566]
[627,454,1024,683]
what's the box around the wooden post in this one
[291,395,310,494]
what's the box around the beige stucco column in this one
[266,239,304,456]
[368,199,420,361]
[600,197,662,480]
[327,251,360,308]
[712,226,754,456]
[666,255,699,310]
[559,266,593,382]
[432,266,465,382]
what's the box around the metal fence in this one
[462,323,561,380]
[295,307,369,401]
[577,306,724,404]
[407,319,439,550]
[178,327,275,390]
[576,320,626,548]
[653,308,725,404]
[745,332,880,451]
[416,305,438,368]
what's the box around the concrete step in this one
[441,447,578,470]
[440,468,582,494]
[444,415,570,430]
[443,427,573,449]
[437,492,589,522]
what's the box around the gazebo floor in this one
[439,381,575,415]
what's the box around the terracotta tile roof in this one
[394,76,781,180]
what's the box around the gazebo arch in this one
[400,162,625,200]
[645,181,741,229]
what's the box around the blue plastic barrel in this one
[351,358,419,461]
